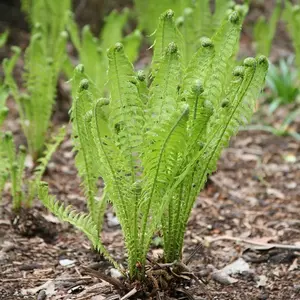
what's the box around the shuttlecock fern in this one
[39,9,267,281]
[4,0,70,158]
[284,2,300,72]
[3,29,67,158]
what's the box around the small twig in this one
[209,236,300,251]
[184,242,204,265]
[120,288,137,300]
[175,288,196,300]
[81,266,126,291]
[173,262,212,300]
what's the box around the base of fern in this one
[83,258,211,300]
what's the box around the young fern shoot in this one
[39,9,268,281]
[3,29,67,158]
[4,0,70,158]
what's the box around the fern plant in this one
[1,127,65,210]
[284,2,300,72]
[39,10,267,281]
[67,9,141,96]
[253,0,281,57]
[4,0,70,158]
[3,29,67,158]
[0,30,9,127]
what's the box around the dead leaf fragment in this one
[256,275,268,287]
[21,280,55,296]
[211,258,251,285]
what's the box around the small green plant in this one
[3,30,67,159]
[0,30,9,127]
[253,0,281,57]
[4,0,70,159]
[266,57,299,113]
[0,29,9,48]
[284,2,300,72]
[67,9,141,96]
[0,83,9,128]
[1,127,65,211]
[39,10,267,286]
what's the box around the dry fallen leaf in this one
[256,275,268,287]
[21,280,55,296]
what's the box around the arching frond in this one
[38,183,120,271]
[72,81,100,228]
[140,104,189,260]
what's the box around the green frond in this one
[66,11,81,51]
[140,104,189,261]
[80,25,105,89]
[284,2,300,70]
[176,7,197,66]
[134,0,190,35]
[136,71,149,105]
[0,30,9,48]
[72,81,100,228]
[107,43,145,163]
[38,183,120,271]
[92,95,138,276]
[148,42,182,125]
[207,11,242,107]
[2,47,22,104]
[52,31,68,77]
[166,56,268,262]
[0,85,9,127]
[34,126,66,181]
[2,132,26,210]
[182,37,214,94]
[22,31,56,156]
[152,10,184,74]
[122,29,142,63]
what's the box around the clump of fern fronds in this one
[39,8,268,284]
[3,30,67,159]
[0,30,9,127]
[4,0,70,159]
